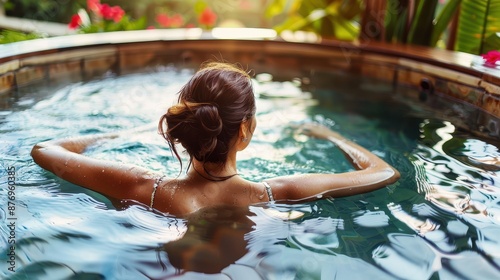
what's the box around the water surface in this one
[1,67,499,279]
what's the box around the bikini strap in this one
[150,175,166,208]
[262,181,274,202]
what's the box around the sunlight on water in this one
[0,67,499,279]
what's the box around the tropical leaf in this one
[407,0,438,46]
[455,0,500,54]
[394,8,409,43]
[485,0,500,51]
[265,0,286,18]
[339,0,363,20]
[265,0,301,18]
[265,0,361,40]
[274,15,311,33]
[430,0,461,47]
[483,32,500,53]
[333,16,360,40]
[384,0,412,44]
[384,0,401,42]
[0,30,41,44]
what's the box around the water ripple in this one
[2,69,500,279]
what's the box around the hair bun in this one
[194,103,223,138]
[159,62,255,165]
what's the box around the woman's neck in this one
[189,157,238,182]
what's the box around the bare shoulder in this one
[131,171,170,204]
[149,177,196,215]
[210,179,270,206]
[263,174,311,201]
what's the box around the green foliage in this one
[0,29,41,44]
[483,33,500,54]
[407,0,438,46]
[384,0,411,43]
[385,0,461,47]
[78,15,147,33]
[3,1,15,11]
[455,0,500,54]
[384,0,500,55]
[265,0,363,40]
[430,0,462,46]
[4,0,86,23]
[193,0,208,14]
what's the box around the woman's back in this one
[150,176,267,215]
[31,62,400,216]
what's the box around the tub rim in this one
[1,28,499,138]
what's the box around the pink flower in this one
[482,50,500,65]
[198,7,217,28]
[100,4,125,22]
[68,14,82,29]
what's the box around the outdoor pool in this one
[1,64,499,279]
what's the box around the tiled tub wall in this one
[0,40,499,137]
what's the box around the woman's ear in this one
[238,121,249,143]
[235,121,251,151]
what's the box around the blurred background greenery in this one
[1,0,499,55]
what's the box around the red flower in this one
[198,7,217,28]
[68,14,82,29]
[87,0,101,13]
[100,4,125,22]
[156,14,170,27]
[482,50,500,65]
[169,14,184,28]
[156,13,184,28]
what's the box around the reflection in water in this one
[162,205,254,276]
[372,231,500,280]
[246,205,391,279]
[353,210,390,228]
[2,69,500,279]
[162,204,399,279]
[416,120,500,223]
[397,118,500,279]
[431,120,455,154]
[373,233,439,280]
[459,138,500,170]
[0,186,187,279]
[388,203,439,235]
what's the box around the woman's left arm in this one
[266,123,400,201]
[31,130,158,204]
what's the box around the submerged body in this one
[31,62,400,216]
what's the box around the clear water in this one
[1,66,499,279]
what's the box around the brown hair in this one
[158,62,255,174]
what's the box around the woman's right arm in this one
[31,132,158,204]
[266,123,400,201]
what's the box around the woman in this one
[31,62,400,216]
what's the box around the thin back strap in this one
[150,175,166,208]
[262,181,274,202]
